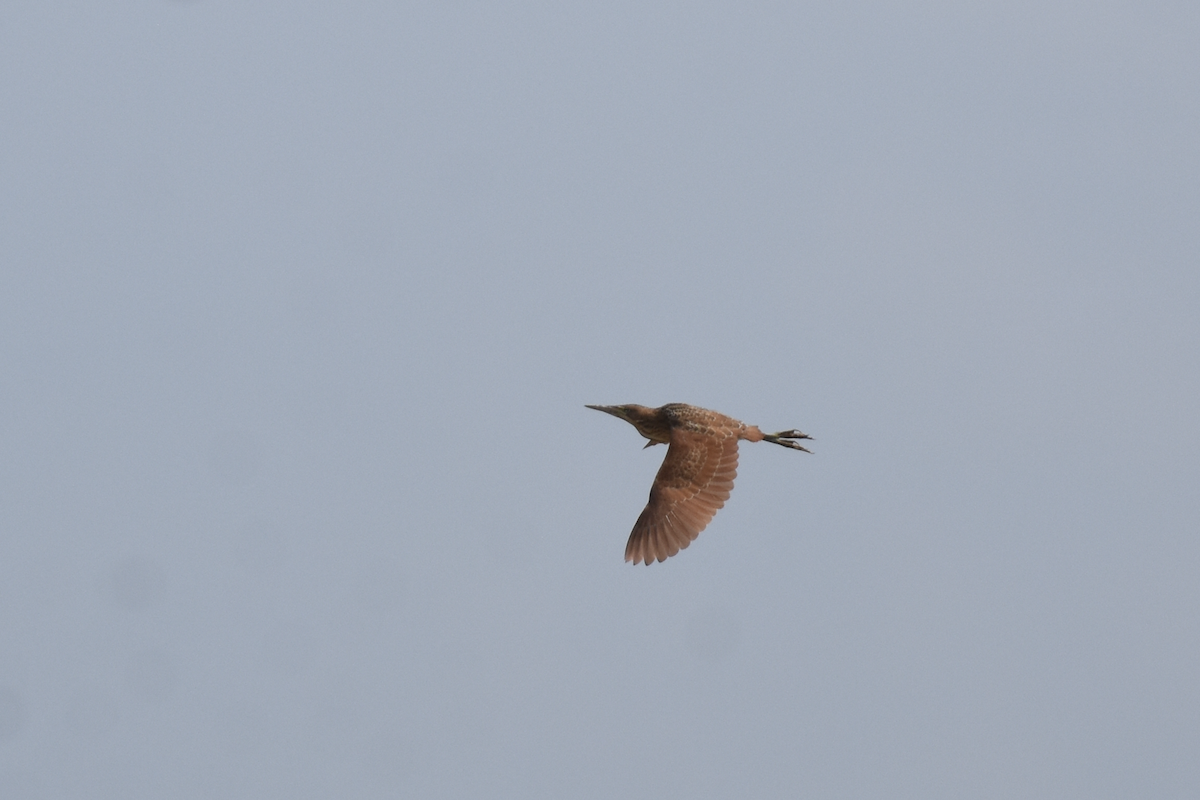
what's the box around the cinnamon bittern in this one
[586,403,811,565]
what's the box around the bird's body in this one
[586,403,811,565]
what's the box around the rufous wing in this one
[625,427,739,565]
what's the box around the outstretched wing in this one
[625,427,739,565]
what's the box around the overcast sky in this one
[2,2,1199,798]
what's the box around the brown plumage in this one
[586,403,811,565]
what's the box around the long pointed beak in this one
[585,404,624,420]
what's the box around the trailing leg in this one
[762,430,813,453]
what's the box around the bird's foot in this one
[764,430,813,453]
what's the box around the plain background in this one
[2,2,1198,798]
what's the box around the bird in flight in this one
[586,403,811,565]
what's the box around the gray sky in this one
[3,2,1199,798]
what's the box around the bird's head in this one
[586,404,670,447]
